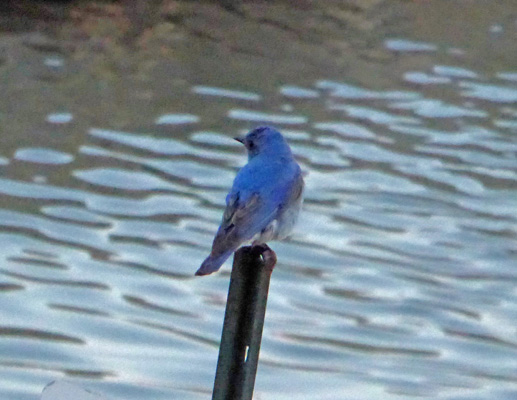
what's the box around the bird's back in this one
[195,126,303,276]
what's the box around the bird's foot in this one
[251,243,277,272]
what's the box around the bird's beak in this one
[234,136,245,144]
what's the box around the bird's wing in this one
[211,189,277,256]
[284,167,304,207]
[210,158,302,257]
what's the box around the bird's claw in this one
[251,244,277,272]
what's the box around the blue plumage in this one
[196,126,304,276]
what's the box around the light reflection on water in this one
[1,9,517,400]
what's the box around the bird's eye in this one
[248,141,255,149]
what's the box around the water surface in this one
[0,2,516,399]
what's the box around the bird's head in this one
[234,126,292,160]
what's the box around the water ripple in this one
[313,121,377,140]
[460,82,517,103]
[155,114,200,125]
[192,86,261,101]
[14,148,74,165]
[331,104,421,125]
[46,113,73,124]
[89,128,193,155]
[280,85,320,99]
[74,168,178,191]
[404,72,451,85]
[385,38,438,52]
[390,99,487,118]
[2,13,517,400]
[0,327,83,344]
[317,80,419,100]
[433,65,478,79]
[227,109,308,124]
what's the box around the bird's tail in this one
[195,251,233,276]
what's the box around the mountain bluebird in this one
[196,126,304,276]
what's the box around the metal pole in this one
[212,246,273,400]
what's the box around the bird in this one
[195,126,304,276]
